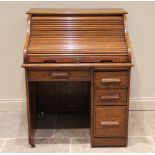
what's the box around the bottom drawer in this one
[94,106,127,138]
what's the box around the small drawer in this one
[94,106,126,138]
[94,89,127,106]
[27,55,128,63]
[94,71,128,88]
[28,70,90,81]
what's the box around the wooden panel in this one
[94,106,127,138]
[94,88,127,105]
[28,70,91,81]
[27,54,128,63]
[36,81,90,114]
[94,71,128,88]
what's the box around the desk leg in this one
[25,70,36,147]
[90,69,94,147]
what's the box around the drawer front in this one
[94,72,128,88]
[27,55,128,63]
[94,89,127,105]
[28,70,90,81]
[94,106,126,138]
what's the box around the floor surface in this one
[0,111,155,153]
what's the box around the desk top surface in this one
[27,8,128,15]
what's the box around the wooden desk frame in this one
[22,9,133,147]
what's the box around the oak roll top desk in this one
[22,8,133,147]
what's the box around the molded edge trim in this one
[27,8,128,15]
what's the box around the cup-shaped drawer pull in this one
[101,78,121,83]
[100,95,120,100]
[43,59,57,63]
[49,72,69,79]
[100,121,120,126]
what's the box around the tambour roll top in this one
[23,8,131,64]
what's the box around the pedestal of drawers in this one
[91,70,130,147]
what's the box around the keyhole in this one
[76,57,79,63]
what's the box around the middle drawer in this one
[94,88,127,106]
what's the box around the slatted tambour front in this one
[28,15,127,54]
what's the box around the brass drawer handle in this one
[101,78,121,83]
[100,121,120,126]
[100,95,120,100]
[49,72,69,79]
